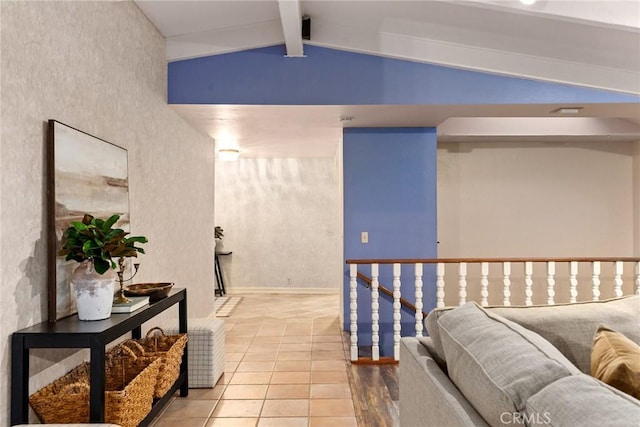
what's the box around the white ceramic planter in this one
[71,260,116,321]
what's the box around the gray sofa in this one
[399,296,640,427]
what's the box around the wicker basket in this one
[123,326,188,398]
[29,345,161,427]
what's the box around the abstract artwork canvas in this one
[48,120,130,321]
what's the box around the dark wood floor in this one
[347,362,400,427]
[342,332,400,427]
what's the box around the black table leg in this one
[11,334,28,425]
[179,294,189,397]
[89,338,106,422]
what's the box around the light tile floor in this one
[153,293,357,427]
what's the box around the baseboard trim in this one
[226,287,339,295]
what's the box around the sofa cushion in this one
[426,295,640,374]
[437,302,580,427]
[591,325,640,400]
[525,374,640,427]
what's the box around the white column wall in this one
[215,158,341,292]
[438,141,634,258]
[1,3,215,422]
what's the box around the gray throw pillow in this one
[437,302,579,427]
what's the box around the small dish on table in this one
[125,282,174,302]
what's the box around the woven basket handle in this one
[107,343,138,361]
[123,339,146,355]
[145,326,166,338]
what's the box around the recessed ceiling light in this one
[218,148,240,161]
[520,0,536,5]
[551,107,583,115]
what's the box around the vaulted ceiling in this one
[135,1,640,157]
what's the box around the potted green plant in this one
[59,213,148,320]
[214,225,224,253]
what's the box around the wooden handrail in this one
[347,257,640,264]
[356,272,428,318]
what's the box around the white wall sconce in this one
[218,148,240,161]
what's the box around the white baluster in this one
[371,264,380,361]
[524,261,533,306]
[393,263,402,361]
[503,262,511,306]
[613,261,623,298]
[635,262,640,295]
[547,261,555,305]
[458,262,467,306]
[414,263,424,337]
[592,261,601,301]
[436,263,445,308]
[480,262,489,307]
[349,264,358,361]
[569,261,578,303]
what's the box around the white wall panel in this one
[215,158,341,291]
[438,141,634,258]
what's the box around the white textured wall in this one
[215,158,341,291]
[438,141,634,257]
[0,2,215,423]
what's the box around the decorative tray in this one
[125,282,174,301]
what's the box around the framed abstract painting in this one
[47,120,130,321]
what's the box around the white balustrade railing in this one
[346,257,640,362]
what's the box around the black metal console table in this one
[11,287,188,425]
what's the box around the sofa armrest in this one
[399,337,488,427]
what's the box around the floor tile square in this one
[252,336,283,344]
[261,399,309,417]
[212,399,264,417]
[243,352,278,362]
[229,372,272,385]
[235,361,276,372]
[274,360,312,372]
[221,384,268,399]
[266,384,310,399]
[279,343,311,352]
[310,370,348,384]
[309,399,355,417]
[247,343,280,353]
[270,371,311,384]
[310,383,352,399]
[277,351,311,361]
[282,335,313,344]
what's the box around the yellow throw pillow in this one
[591,325,640,400]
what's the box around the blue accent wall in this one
[343,128,438,357]
[168,45,639,105]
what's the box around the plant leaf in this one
[94,258,110,275]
